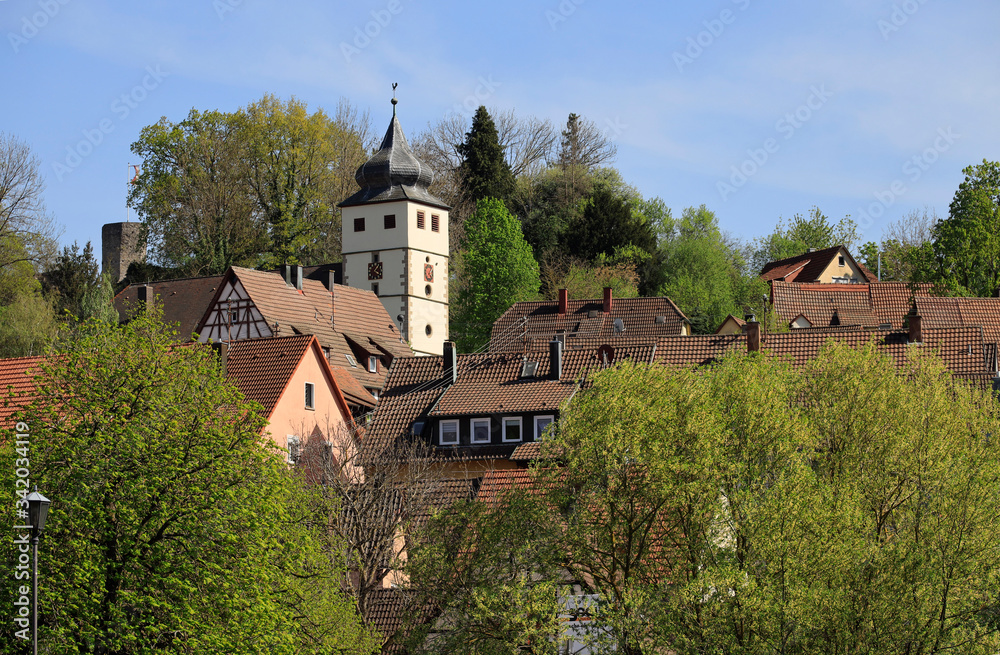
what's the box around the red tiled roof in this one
[225,335,315,417]
[915,296,1000,350]
[870,283,933,328]
[0,356,44,422]
[490,295,689,353]
[771,281,932,330]
[654,327,994,378]
[762,327,992,376]
[115,276,225,340]
[329,366,378,409]
[203,267,412,391]
[655,334,746,367]
[225,334,372,422]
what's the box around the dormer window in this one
[368,355,379,373]
[535,415,554,440]
[439,420,458,445]
[471,418,491,444]
[502,417,522,442]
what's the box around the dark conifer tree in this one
[457,107,516,208]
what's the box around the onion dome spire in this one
[339,86,450,210]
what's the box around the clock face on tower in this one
[424,263,434,283]
[367,262,383,280]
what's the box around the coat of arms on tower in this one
[424,264,434,282]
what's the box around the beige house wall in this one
[816,248,866,283]
[341,200,450,356]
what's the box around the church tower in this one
[339,96,450,357]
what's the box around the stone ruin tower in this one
[102,222,146,283]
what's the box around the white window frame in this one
[502,416,523,443]
[287,435,301,464]
[439,420,459,445]
[304,382,315,410]
[471,418,491,444]
[368,355,378,373]
[534,415,555,440]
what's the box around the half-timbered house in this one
[196,265,413,397]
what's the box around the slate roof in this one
[208,267,412,390]
[339,106,450,211]
[914,297,1000,351]
[115,276,225,340]
[490,295,689,353]
[771,281,932,330]
[0,356,44,422]
[760,245,877,283]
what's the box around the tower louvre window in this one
[354,217,365,232]
[417,211,425,229]
[384,214,396,229]
[431,214,440,232]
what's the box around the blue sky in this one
[3,0,998,255]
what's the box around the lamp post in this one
[26,487,51,655]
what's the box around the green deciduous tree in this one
[412,344,1000,654]
[540,345,1000,654]
[658,206,767,333]
[751,206,859,273]
[931,160,1000,296]
[129,96,374,275]
[452,197,540,352]
[406,485,565,655]
[0,311,376,654]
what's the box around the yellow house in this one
[760,245,876,285]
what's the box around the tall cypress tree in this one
[457,107,516,208]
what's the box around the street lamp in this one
[26,487,51,655]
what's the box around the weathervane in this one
[391,82,398,115]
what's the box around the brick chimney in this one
[909,314,923,344]
[746,319,761,353]
[603,287,613,313]
[558,288,568,316]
